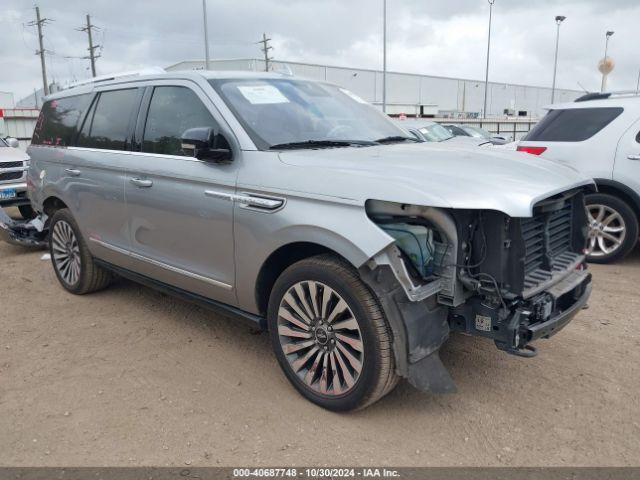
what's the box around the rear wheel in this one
[267,254,398,411]
[585,193,639,264]
[49,208,113,294]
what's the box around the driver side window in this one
[142,86,217,156]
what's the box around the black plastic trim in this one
[94,259,266,330]
[593,178,640,215]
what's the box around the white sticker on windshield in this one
[339,88,368,104]
[238,85,290,104]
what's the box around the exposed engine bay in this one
[362,188,592,392]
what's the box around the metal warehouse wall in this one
[167,59,580,118]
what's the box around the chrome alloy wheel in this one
[277,281,364,396]
[51,220,81,286]
[586,204,627,257]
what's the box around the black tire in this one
[267,254,398,411]
[585,193,639,264]
[49,208,113,294]
[18,204,36,220]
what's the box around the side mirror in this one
[181,127,232,162]
[5,137,19,148]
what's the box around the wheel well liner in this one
[42,196,69,216]
[254,242,347,317]
[594,178,640,219]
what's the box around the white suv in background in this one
[517,92,640,263]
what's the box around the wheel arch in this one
[254,241,353,317]
[42,195,69,217]
[593,178,640,219]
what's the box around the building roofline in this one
[166,58,581,94]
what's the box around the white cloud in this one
[1,0,638,102]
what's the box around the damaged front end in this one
[361,188,592,394]
[0,208,48,248]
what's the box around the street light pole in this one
[382,0,387,113]
[551,15,566,104]
[202,0,211,70]
[601,30,614,92]
[482,0,495,119]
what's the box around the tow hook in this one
[502,344,538,358]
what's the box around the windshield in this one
[418,124,454,142]
[462,126,490,139]
[210,78,411,149]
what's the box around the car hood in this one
[277,142,593,217]
[442,136,490,147]
[0,147,29,163]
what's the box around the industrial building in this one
[166,58,582,118]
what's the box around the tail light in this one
[517,146,547,155]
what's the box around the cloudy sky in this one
[1,0,639,103]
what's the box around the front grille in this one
[522,201,581,293]
[0,171,22,182]
[0,161,23,169]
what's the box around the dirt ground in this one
[1,207,639,467]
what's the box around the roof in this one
[44,69,309,101]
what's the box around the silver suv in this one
[27,71,594,410]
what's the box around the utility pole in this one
[382,0,387,113]
[258,33,273,72]
[482,0,495,119]
[551,15,566,103]
[79,14,100,77]
[202,0,211,69]
[27,6,50,96]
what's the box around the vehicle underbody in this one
[363,188,593,393]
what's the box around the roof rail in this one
[64,67,166,91]
[575,90,640,102]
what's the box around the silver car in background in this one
[27,71,593,410]
[395,119,491,146]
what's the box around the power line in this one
[26,5,51,95]
[257,33,273,72]
[78,14,101,77]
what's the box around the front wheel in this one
[585,193,639,264]
[267,254,398,411]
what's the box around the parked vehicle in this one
[1,137,34,219]
[396,120,489,146]
[443,124,510,145]
[27,71,593,411]
[517,92,640,263]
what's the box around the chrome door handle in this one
[628,154,640,161]
[65,168,81,176]
[129,178,153,188]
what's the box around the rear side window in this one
[77,89,139,151]
[524,107,623,142]
[142,86,217,156]
[32,94,91,146]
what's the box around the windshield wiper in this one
[374,135,418,144]
[269,139,377,150]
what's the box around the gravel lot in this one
[1,207,639,467]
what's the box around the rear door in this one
[613,117,640,196]
[124,82,239,305]
[70,87,144,266]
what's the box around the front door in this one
[124,83,239,305]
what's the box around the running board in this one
[94,259,266,330]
